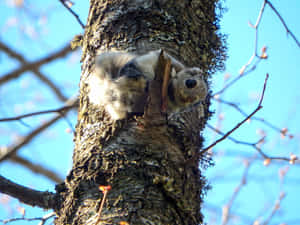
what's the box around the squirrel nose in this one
[185,79,197,88]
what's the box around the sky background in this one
[0,0,299,224]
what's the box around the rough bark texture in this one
[55,0,225,224]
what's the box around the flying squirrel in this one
[87,50,208,120]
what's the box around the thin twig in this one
[0,104,76,122]
[214,0,300,96]
[207,124,264,148]
[0,212,56,225]
[213,97,293,137]
[0,98,77,162]
[222,159,254,225]
[213,0,267,96]
[199,74,269,155]
[9,155,63,183]
[261,192,285,225]
[0,43,72,85]
[96,186,111,224]
[266,0,300,48]
[0,115,62,162]
[207,124,294,163]
[204,202,253,225]
[96,190,107,224]
[58,0,85,29]
[0,41,68,102]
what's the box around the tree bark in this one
[55,0,225,224]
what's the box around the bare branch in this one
[214,1,267,96]
[58,0,85,29]
[204,74,300,164]
[213,97,293,138]
[0,102,77,122]
[0,41,68,102]
[207,123,296,164]
[208,91,297,163]
[0,98,77,162]
[9,155,63,183]
[0,175,56,209]
[266,0,300,48]
[0,43,72,86]
[261,192,286,225]
[199,74,269,156]
[254,0,267,29]
[204,202,253,225]
[0,116,62,162]
[222,159,253,225]
[0,212,56,225]
[213,57,262,96]
[207,123,263,148]
[214,0,299,97]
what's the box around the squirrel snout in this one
[185,79,197,89]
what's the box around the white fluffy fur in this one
[88,50,207,120]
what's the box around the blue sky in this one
[0,0,299,224]
[204,0,300,224]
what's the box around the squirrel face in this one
[167,67,207,112]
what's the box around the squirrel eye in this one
[185,79,197,89]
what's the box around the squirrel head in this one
[168,67,207,111]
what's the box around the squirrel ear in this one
[171,68,177,78]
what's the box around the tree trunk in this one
[55,0,225,224]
